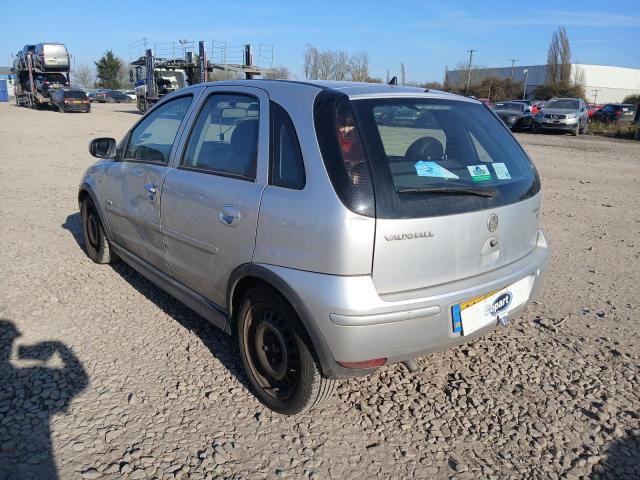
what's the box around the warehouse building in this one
[445,64,640,103]
[0,66,15,102]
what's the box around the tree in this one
[117,57,133,89]
[622,94,640,105]
[546,27,572,85]
[95,50,123,89]
[72,62,95,88]
[302,44,372,82]
[400,62,406,85]
[349,51,369,82]
[263,65,292,80]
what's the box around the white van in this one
[34,43,70,71]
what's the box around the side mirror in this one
[89,137,117,159]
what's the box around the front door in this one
[102,94,194,271]
[161,87,269,308]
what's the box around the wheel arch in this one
[78,184,113,240]
[227,264,346,379]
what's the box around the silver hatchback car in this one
[79,80,550,414]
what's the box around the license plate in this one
[72,100,82,104]
[452,275,534,335]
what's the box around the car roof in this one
[60,87,85,92]
[185,79,470,102]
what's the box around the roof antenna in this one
[388,76,397,86]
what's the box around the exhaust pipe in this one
[403,359,419,373]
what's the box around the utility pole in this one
[522,69,529,100]
[593,89,600,104]
[465,49,476,95]
[509,58,518,79]
[487,80,493,102]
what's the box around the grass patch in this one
[588,121,639,140]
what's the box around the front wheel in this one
[81,198,116,264]
[237,286,337,415]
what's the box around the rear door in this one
[350,97,542,295]
[102,94,194,271]
[161,86,268,308]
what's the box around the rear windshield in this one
[350,97,540,218]
[545,99,578,110]
[65,90,87,99]
[494,102,525,111]
[43,44,67,56]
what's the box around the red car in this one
[587,104,603,118]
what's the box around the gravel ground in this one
[0,102,639,480]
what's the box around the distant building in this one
[444,64,640,103]
[0,66,16,100]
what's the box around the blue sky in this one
[1,0,639,82]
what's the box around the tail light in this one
[314,92,375,217]
[64,99,70,104]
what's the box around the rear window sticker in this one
[415,161,459,179]
[492,162,511,180]
[467,164,492,182]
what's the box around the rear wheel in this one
[81,197,115,264]
[237,285,337,415]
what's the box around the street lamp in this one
[522,69,529,100]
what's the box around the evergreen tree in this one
[95,50,122,89]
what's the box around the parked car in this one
[50,88,91,113]
[83,89,97,102]
[533,97,588,135]
[33,43,70,71]
[586,104,603,118]
[591,103,637,123]
[78,81,549,414]
[493,101,534,130]
[94,90,133,103]
[122,90,136,100]
[34,73,69,96]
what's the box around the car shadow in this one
[591,431,640,479]
[62,213,251,396]
[62,213,83,249]
[61,212,252,394]
[109,261,253,392]
[114,109,141,115]
[0,319,89,480]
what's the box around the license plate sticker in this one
[452,275,534,335]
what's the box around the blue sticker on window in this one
[415,161,459,179]
[452,304,462,334]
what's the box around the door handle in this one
[219,205,241,227]
[143,183,157,202]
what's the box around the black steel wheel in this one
[238,286,337,415]
[81,197,115,264]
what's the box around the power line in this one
[510,58,519,79]
[465,49,476,95]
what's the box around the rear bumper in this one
[263,230,550,378]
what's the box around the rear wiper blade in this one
[396,186,497,197]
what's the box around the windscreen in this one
[545,99,578,109]
[64,90,87,99]
[495,102,524,111]
[350,97,540,218]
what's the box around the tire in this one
[81,197,115,264]
[531,122,538,134]
[237,285,337,415]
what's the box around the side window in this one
[181,93,259,179]
[270,102,305,189]
[123,95,192,163]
